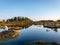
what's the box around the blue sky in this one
[0,0,60,21]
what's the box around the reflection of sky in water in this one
[4,26,8,30]
[0,29,4,32]
[0,26,8,32]
[0,25,60,45]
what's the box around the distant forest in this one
[0,16,60,27]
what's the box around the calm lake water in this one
[0,25,60,45]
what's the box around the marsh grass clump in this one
[26,41,59,45]
[0,30,19,40]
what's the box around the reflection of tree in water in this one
[49,28,58,32]
[53,28,58,32]
[46,29,50,32]
[46,27,58,32]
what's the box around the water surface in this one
[0,25,60,45]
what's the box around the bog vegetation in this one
[0,17,33,27]
[0,16,60,28]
